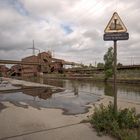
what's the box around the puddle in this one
[0,87,100,115]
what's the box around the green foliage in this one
[97,63,104,68]
[104,47,114,81]
[104,69,113,81]
[104,47,114,68]
[90,102,140,140]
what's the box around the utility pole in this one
[113,40,117,112]
[113,18,117,112]
[33,40,35,55]
[28,40,40,56]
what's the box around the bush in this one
[90,102,140,140]
[104,69,113,81]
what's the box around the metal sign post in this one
[113,40,117,112]
[103,12,129,112]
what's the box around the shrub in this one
[90,102,140,140]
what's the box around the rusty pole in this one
[113,40,117,112]
[114,40,117,112]
[113,18,118,113]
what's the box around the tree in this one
[117,62,123,67]
[89,63,94,68]
[104,47,114,81]
[97,62,104,68]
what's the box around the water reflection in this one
[23,87,54,100]
[104,83,114,96]
[42,79,140,102]
[0,86,100,115]
[72,81,79,96]
[73,87,78,96]
[5,78,139,115]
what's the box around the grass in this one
[89,102,140,140]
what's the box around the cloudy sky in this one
[0,0,140,65]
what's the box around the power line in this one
[71,0,119,25]
[70,0,100,21]
[71,0,105,23]
[27,40,41,55]
[33,40,35,55]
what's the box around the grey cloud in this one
[83,29,100,40]
[0,0,139,65]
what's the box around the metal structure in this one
[0,59,81,66]
[0,60,39,65]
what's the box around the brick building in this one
[21,51,64,77]
[10,64,22,77]
[22,55,39,77]
[0,65,9,77]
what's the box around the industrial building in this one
[0,65,9,77]
[21,51,64,77]
[0,51,80,78]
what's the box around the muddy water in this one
[0,78,139,115]
[0,86,100,115]
[43,79,140,102]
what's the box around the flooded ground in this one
[0,78,140,115]
[43,79,140,102]
[0,86,100,115]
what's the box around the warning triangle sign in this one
[104,12,127,33]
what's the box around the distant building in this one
[21,51,64,77]
[10,64,22,77]
[0,65,9,77]
[22,55,39,77]
[51,62,63,73]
